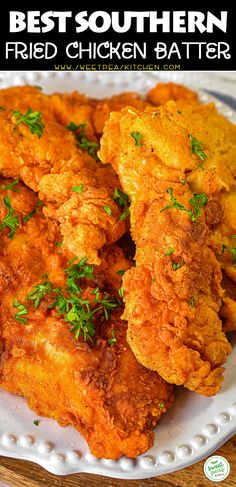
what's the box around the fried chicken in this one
[0,86,132,263]
[0,180,173,459]
[99,99,236,396]
[0,83,199,264]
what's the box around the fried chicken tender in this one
[0,83,198,264]
[0,86,129,263]
[99,100,235,396]
[0,180,173,459]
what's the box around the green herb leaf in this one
[189,193,208,222]
[188,296,195,309]
[117,269,125,276]
[33,420,40,426]
[159,402,165,409]
[0,196,19,239]
[119,208,130,221]
[65,257,94,293]
[28,281,53,309]
[23,200,44,223]
[13,298,28,324]
[0,179,20,192]
[67,121,99,159]
[56,241,62,248]
[103,205,112,216]
[118,287,124,298]
[114,188,129,209]
[72,184,83,194]
[227,248,236,263]
[108,329,117,346]
[131,131,143,146]
[189,134,207,162]
[172,260,184,271]
[12,108,45,139]
[164,247,174,256]
[160,187,208,223]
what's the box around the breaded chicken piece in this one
[99,100,235,396]
[0,86,128,263]
[0,83,198,263]
[0,180,173,459]
[147,82,198,106]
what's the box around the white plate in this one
[0,72,236,480]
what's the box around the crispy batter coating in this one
[0,83,199,264]
[0,86,130,263]
[147,82,198,106]
[0,181,173,459]
[99,99,236,395]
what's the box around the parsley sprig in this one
[23,200,44,223]
[0,179,20,192]
[13,256,122,343]
[222,243,236,263]
[12,108,45,139]
[114,188,130,221]
[67,122,99,159]
[160,187,208,222]
[131,131,143,146]
[189,134,207,169]
[13,298,28,324]
[28,281,53,309]
[108,329,117,346]
[0,196,19,239]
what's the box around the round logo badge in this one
[204,455,230,482]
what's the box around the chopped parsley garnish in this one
[180,179,186,185]
[114,188,129,209]
[159,402,165,409]
[108,329,117,347]
[0,196,19,240]
[56,241,62,248]
[33,420,40,426]
[131,131,143,146]
[118,287,124,298]
[0,179,20,192]
[72,184,83,194]
[228,249,236,263]
[119,208,130,221]
[103,205,112,216]
[160,187,208,223]
[114,188,130,221]
[117,269,125,276]
[172,260,184,271]
[65,257,94,293]
[13,298,28,324]
[67,122,99,159]
[188,296,195,309]
[23,200,44,223]
[222,244,236,263]
[16,256,121,344]
[164,247,174,256]
[28,281,53,309]
[189,134,207,162]
[12,108,45,139]
[34,85,42,91]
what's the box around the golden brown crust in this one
[0,181,173,459]
[99,99,235,395]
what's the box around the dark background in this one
[0,4,235,71]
